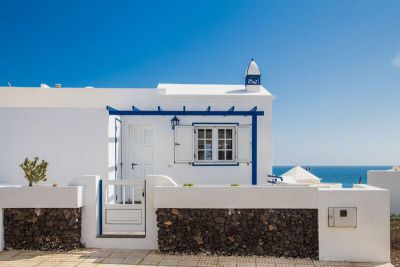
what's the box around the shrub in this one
[183,183,194,187]
[230,184,240,187]
[19,157,49,186]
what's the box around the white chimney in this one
[55,83,62,88]
[245,59,261,92]
[40,83,50,88]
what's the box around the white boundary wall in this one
[0,176,390,263]
[154,181,390,263]
[368,170,400,214]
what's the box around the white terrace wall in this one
[0,87,272,186]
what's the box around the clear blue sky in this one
[1,0,399,166]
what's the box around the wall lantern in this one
[170,116,180,129]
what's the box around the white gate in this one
[102,179,146,236]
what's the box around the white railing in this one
[105,179,145,207]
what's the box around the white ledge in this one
[0,186,83,208]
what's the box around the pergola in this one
[106,106,265,185]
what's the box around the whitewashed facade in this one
[0,61,273,187]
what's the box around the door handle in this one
[131,163,138,169]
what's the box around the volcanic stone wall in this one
[3,208,82,251]
[156,208,318,259]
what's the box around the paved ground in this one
[0,249,393,267]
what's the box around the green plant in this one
[230,184,240,187]
[19,157,49,186]
[183,183,194,187]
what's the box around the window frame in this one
[193,124,238,165]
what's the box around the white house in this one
[0,59,273,187]
[0,60,391,263]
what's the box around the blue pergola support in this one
[132,106,140,111]
[106,106,118,112]
[206,106,211,112]
[157,106,163,111]
[183,106,186,111]
[98,179,103,236]
[251,115,258,185]
[228,106,235,112]
[250,106,257,112]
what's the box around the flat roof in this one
[157,83,272,96]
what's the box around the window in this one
[194,126,235,163]
[174,124,251,164]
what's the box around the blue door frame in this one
[106,106,264,185]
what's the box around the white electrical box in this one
[328,207,357,227]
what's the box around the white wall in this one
[154,185,318,209]
[368,170,400,214]
[0,87,272,186]
[318,186,390,262]
[153,182,390,263]
[0,108,109,186]
[0,186,82,208]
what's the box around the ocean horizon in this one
[273,165,391,188]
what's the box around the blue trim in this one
[107,109,264,117]
[251,115,257,185]
[192,163,239,166]
[192,122,239,126]
[98,179,103,236]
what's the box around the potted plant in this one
[19,157,49,186]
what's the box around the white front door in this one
[129,126,155,180]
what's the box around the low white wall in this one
[368,170,400,214]
[0,186,82,208]
[154,186,318,209]
[153,181,390,263]
[0,185,83,251]
[0,175,391,263]
[318,186,390,262]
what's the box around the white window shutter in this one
[236,125,251,163]
[174,126,194,163]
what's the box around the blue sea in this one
[273,166,391,188]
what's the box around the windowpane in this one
[198,140,204,149]
[206,129,212,138]
[226,150,233,160]
[198,129,204,138]
[226,129,232,139]
[226,140,232,149]
[218,151,225,160]
[218,129,225,138]
[205,151,212,160]
[218,140,225,149]
[206,140,212,149]
[198,151,204,160]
